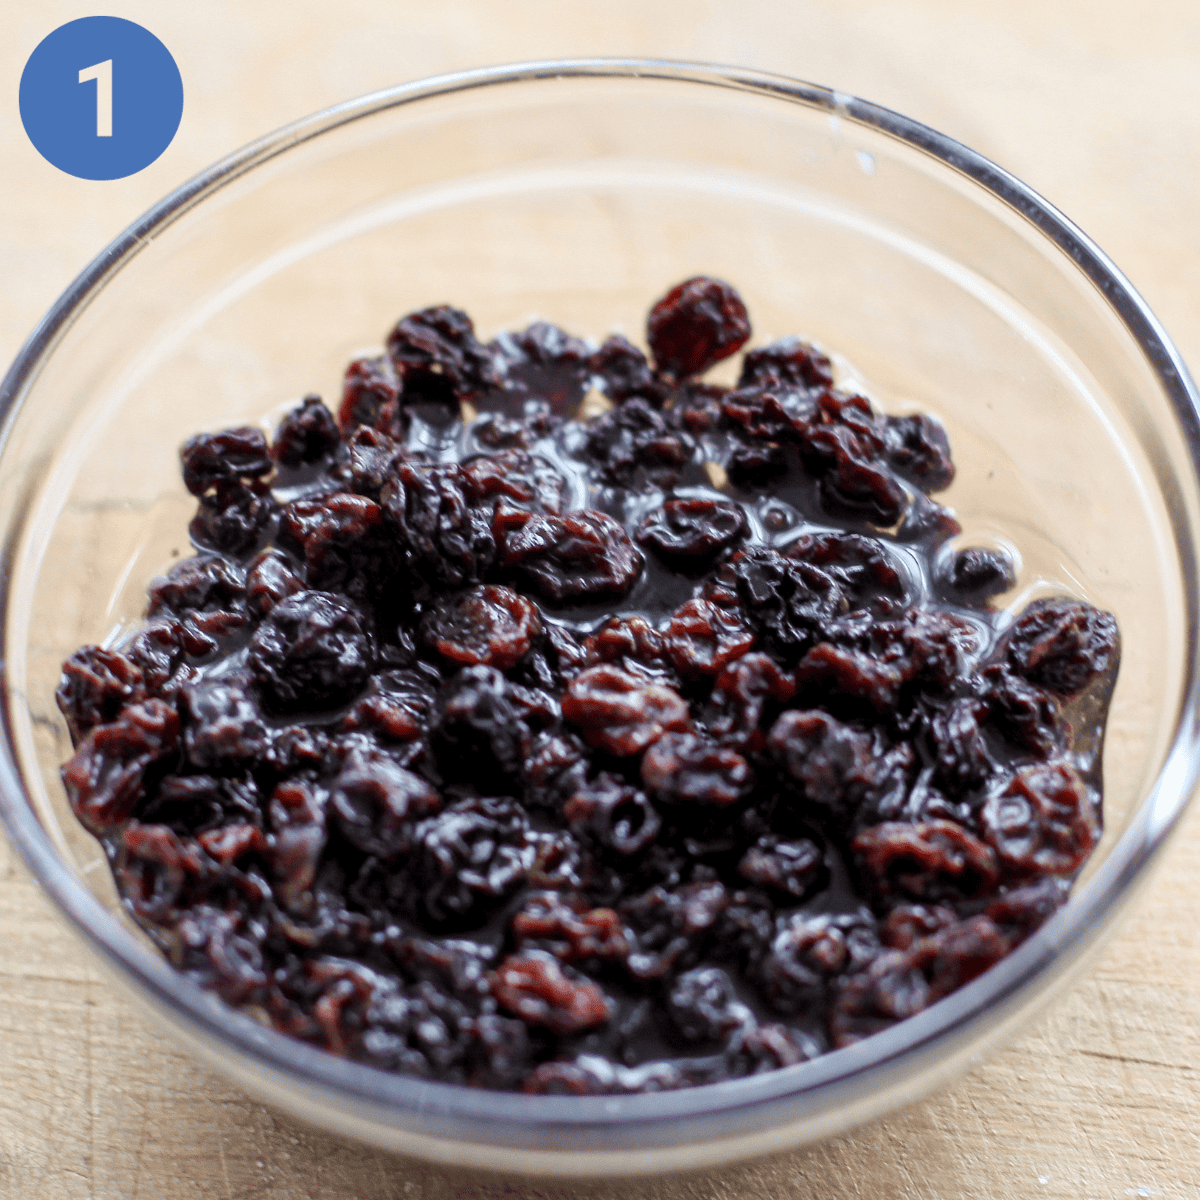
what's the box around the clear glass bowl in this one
[2,60,1199,1178]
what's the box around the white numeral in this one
[78,59,112,137]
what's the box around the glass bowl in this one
[2,59,1199,1179]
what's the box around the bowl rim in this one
[3,56,1200,1147]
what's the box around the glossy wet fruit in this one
[58,278,1118,1094]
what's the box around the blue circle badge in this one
[19,17,183,180]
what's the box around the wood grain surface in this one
[3,3,1200,1197]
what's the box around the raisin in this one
[179,426,272,496]
[496,508,643,603]
[641,732,752,807]
[278,492,384,592]
[174,905,269,1007]
[419,585,540,671]
[189,480,275,556]
[980,761,1098,877]
[879,903,958,950]
[667,967,753,1043]
[583,615,669,675]
[591,334,669,406]
[331,426,404,497]
[707,653,797,753]
[980,665,1067,759]
[731,548,847,660]
[866,607,981,692]
[738,337,833,391]
[137,773,258,835]
[526,1057,687,1095]
[898,499,962,545]
[267,779,328,913]
[940,547,1016,604]
[180,676,269,769]
[511,892,629,963]
[726,439,788,488]
[794,642,905,716]
[926,698,993,793]
[563,774,662,856]
[386,305,499,408]
[489,951,610,1036]
[382,461,495,590]
[462,1015,534,1089]
[147,556,246,618]
[563,665,690,756]
[471,413,530,450]
[352,986,465,1078]
[196,822,270,868]
[805,423,908,526]
[339,355,401,435]
[755,913,880,1016]
[984,877,1069,940]
[118,822,209,923]
[1002,598,1119,697]
[647,277,751,379]
[272,395,340,466]
[521,731,589,811]
[414,796,535,927]
[885,412,955,492]
[661,598,756,681]
[768,710,877,813]
[722,387,811,444]
[245,548,306,617]
[853,819,999,901]
[340,669,435,753]
[785,532,906,613]
[737,835,828,901]
[670,381,728,433]
[830,914,1010,1047]
[724,1024,819,1075]
[621,881,729,980]
[580,397,695,488]
[56,646,145,744]
[459,449,567,515]
[636,498,747,562]
[431,666,531,785]
[248,590,374,713]
[62,699,181,835]
[490,322,591,415]
[123,621,187,697]
[328,746,441,859]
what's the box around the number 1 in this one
[79,59,112,137]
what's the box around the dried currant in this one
[737,835,828,901]
[1002,598,1119,698]
[180,426,272,496]
[272,395,340,466]
[853,819,999,901]
[511,892,629,963]
[641,732,752,807]
[563,665,690,756]
[636,498,747,562]
[497,508,643,603]
[56,646,145,744]
[980,760,1099,877]
[489,951,610,1036]
[563,774,662,856]
[248,590,374,713]
[420,585,541,671]
[386,305,499,408]
[647,277,751,379]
